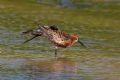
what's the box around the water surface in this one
[0,0,120,80]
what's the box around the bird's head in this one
[70,33,78,42]
[70,33,86,48]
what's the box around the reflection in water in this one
[23,58,77,80]
[1,56,120,80]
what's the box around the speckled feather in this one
[38,26,77,48]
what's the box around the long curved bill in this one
[23,35,38,43]
[78,39,87,48]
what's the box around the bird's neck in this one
[63,39,76,48]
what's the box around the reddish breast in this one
[63,33,78,47]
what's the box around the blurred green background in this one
[0,0,120,80]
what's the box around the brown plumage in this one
[22,24,86,57]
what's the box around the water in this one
[0,26,120,80]
[0,0,120,80]
[0,55,120,80]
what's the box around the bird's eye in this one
[75,38,78,42]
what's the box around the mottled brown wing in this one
[39,26,70,44]
[46,29,70,45]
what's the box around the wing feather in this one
[39,26,70,45]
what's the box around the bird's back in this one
[39,25,71,47]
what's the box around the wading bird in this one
[22,24,86,57]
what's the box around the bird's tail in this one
[22,24,53,43]
[21,29,33,35]
[22,24,44,43]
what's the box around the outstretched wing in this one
[22,25,70,45]
[21,27,43,36]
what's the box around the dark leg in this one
[55,47,58,57]
[23,35,38,43]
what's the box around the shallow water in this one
[0,27,120,80]
[0,56,120,80]
[0,0,120,80]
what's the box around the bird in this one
[22,24,86,57]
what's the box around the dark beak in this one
[23,35,38,43]
[78,39,87,48]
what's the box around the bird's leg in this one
[55,46,58,57]
[23,35,39,43]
